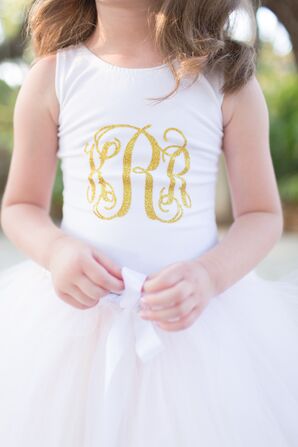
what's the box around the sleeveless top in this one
[55,42,225,274]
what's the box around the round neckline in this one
[80,42,169,73]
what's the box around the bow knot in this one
[118,267,144,311]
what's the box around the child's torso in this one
[55,43,224,274]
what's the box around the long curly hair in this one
[25,0,259,100]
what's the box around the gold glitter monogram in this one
[83,124,192,223]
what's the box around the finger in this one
[142,262,184,293]
[58,292,90,310]
[82,255,125,293]
[74,274,108,301]
[69,285,100,308]
[141,279,193,308]
[144,268,160,281]
[92,248,123,280]
[140,294,196,323]
[156,305,201,332]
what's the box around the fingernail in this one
[140,302,150,311]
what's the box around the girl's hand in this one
[48,235,125,310]
[140,261,217,331]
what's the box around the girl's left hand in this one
[139,260,217,332]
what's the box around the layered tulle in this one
[0,258,298,447]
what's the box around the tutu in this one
[0,258,297,446]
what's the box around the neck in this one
[90,0,158,53]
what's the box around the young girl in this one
[0,0,297,445]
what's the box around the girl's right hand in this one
[48,234,125,310]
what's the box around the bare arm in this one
[0,54,124,308]
[140,75,284,332]
[194,74,283,294]
[0,55,67,270]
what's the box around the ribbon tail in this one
[133,315,165,362]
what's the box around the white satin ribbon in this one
[103,266,165,395]
[84,265,165,446]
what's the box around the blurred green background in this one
[0,1,298,233]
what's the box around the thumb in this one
[145,269,159,281]
[141,269,159,293]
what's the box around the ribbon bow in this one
[103,266,165,393]
[84,266,165,446]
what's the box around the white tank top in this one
[55,42,224,274]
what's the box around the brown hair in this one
[25,0,259,101]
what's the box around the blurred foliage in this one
[257,41,298,203]
[0,0,63,218]
[0,0,29,36]
[267,77,298,181]
[0,80,18,150]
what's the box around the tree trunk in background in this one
[0,24,28,62]
[215,154,233,226]
[261,0,298,67]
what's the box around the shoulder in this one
[222,75,269,130]
[24,52,57,95]
[17,52,59,125]
[221,75,270,158]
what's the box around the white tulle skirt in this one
[0,258,297,447]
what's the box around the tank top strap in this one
[203,67,225,106]
[55,44,77,107]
